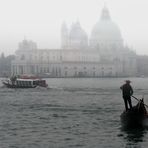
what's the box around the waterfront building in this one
[11,6,137,77]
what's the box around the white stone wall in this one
[11,47,135,77]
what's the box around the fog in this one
[0,0,148,55]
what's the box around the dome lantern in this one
[101,6,111,20]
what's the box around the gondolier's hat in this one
[125,80,131,83]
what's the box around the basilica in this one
[11,6,137,77]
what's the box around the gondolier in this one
[120,80,133,111]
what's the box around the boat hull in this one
[120,99,148,127]
[121,110,148,127]
[2,76,48,89]
[2,82,37,88]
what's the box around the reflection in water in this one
[121,126,147,147]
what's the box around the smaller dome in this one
[69,21,87,40]
[18,39,37,50]
[69,21,88,49]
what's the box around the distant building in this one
[137,55,148,77]
[11,6,137,77]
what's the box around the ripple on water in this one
[0,78,148,147]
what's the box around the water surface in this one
[0,78,148,148]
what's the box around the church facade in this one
[11,7,137,77]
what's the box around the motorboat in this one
[2,75,48,88]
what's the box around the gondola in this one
[120,96,148,127]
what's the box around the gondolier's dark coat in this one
[120,83,133,98]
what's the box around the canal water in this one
[0,78,148,148]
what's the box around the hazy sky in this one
[0,0,148,55]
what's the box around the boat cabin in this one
[2,78,47,88]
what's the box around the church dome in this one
[90,6,123,48]
[18,39,37,50]
[69,21,87,40]
[69,21,88,49]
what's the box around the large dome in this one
[90,6,123,48]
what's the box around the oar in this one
[132,95,148,108]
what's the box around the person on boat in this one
[120,80,133,111]
[10,75,17,85]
